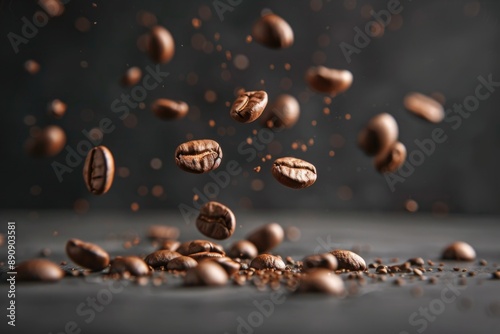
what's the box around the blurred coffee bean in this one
[189,252,224,261]
[47,99,67,119]
[184,261,228,286]
[272,157,317,189]
[17,259,64,282]
[230,91,268,123]
[166,256,198,271]
[209,257,241,276]
[330,250,367,271]
[144,250,181,268]
[158,240,180,251]
[175,139,222,174]
[83,146,115,195]
[66,238,110,271]
[251,14,294,49]
[246,223,284,253]
[196,201,236,240]
[374,141,407,173]
[109,256,150,276]
[147,225,180,241]
[404,92,444,123]
[25,125,66,158]
[296,269,345,295]
[305,66,353,95]
[177,240,225,256]
[228,240,258,259]
[358,113,398,156]
[442,241,476,261]
[260,94,300,129]
[151,99,189,120]
[121,66,142,86]
[250,254,286,270]
[148,25,175,63]
[302,253,338,271]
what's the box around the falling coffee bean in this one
[296,269,345,295]
[147,225,180,241]
[166,256,198,271]
[151,99,189,120]
[47,99,67,119]
[196,201,236,240]
[260,94,300,129]
[374,141,407,173]
[250,254,286,270]
[305,66,353,95]
[109,256,150,276]
[175,139,222,174]
[83,146,115,195]
[17,259,64,282]
[184,261,228,286]
[121,66,142,86]
[358,113,399,156]
[330,250,367,271]
[230,91,268,123]
[442,241,476,261]
[272,157,317,189]
[246,223,284,253]
[404,92,444,123]
[251,13,294,49]
[65,238,110,271]
[144,250,181,268]
[148,25,175,63]
[177,240,225,256]
[25,125,66,158]
[302,253,338,271]
[228,240,258,259]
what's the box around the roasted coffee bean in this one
[330,250,367,271]
[151,99,189,120]
[25,125,66,158]
[166,256,198,271]
[442,241,476,261]
[17,259,64,282]
[65,238,110,271]
[305,66,353,95]
[358,113,398,156]
[296,269,345,295]
[302,253,338,271]
[407,257,425,266]
[158,240,180,251]
[189,252,224,261]
[147,225,180,241]
[492,271,500,280]
[47,99,67,119]
[196,201,236,240]
[251,13,294,49]
[272,157,317,189]
[175,139,222,174]
[230,91,268,123]
[250,254,286,270]
[374,141,407,173]
[25,59,40,74]
[39,0,64,17]
[209,257,241,276]
[83,146,115,195]
[246,223,284,253]
[109,256,150,276]
[148,25,175,63]
[184,261,228,286]
[228,240,258,259]
[144,250,181,268]
[404,92,444,123]
[121,66,142,86]
[260,94,300,129]
[177,240,225,256]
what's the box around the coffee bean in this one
[404,92,444,123]
[65,238,110,271]
[230,91,268,123]
[121,66,142,86]
[175,139,222,174]
[166,256,198,271]
[272,157,317,189]
[251,13,294,49]
[24,59,40,74]
[302,253,338,271]
[148,25,175,63]
[184,261,228,286]
[330,250,367,271]
[47,99,67,119]
[305,66,353,95]
[25,125,66,158]
[151,99,189,120]
[260,94,300,129]
[17,259,64,282]
[358,113,399,156]
[209,257,241,276]
[196,201,236,240]
[407,257,425,266]
[246,223,284,253]
[144,250,181,268]
[228,240,258,259]
[147,225,180,241]
[442,241,476,261]
[296,269,345,295]
[83,146,115,195]
[492,271,500,280]
[374,141,407,173]
[250,254,286,270]
[109,256,150,276]
[189,252,224,261]
[158,240,180,251]
[177,240,225,256]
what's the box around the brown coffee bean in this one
[303,253,338,271]
[25,59,40,74]
[184,261,228,286]
[228,240,258,259]
[442,241,476,261]
[151,99,189,120]
[246,223,284,253]
[148,25,175,63]
[39,0,64,17]
[296,269,345,295]
[65,238,110,271]
[166,256,198,271]
[144,250,181,268]
[407,257,425,266]
[251,13,294,49]
[158,240,180,251]
[121,66,142,86]
[250,254,286,270]
[196,201,236,240]
[209,257,241,276]
[175,139,222,174]
[272,157,317,189]
[17,259,64,282]
[109,256,150,276]
[25,125,66,158]
[358,113,399,156]
[374,141,407,173]
[492,271,500,280]
[330,250,367,271]
[305,66,353,95]
[177,240,225,256]
[230,91,268,123]
[83,146,115,195]
[47,99,67,119]
[189,252,224,261]
[147,225,180,241]
[260,94,300,129]
[404,92,444,123]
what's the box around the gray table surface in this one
[0,211,499,334]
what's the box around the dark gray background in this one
[1,0,499,214]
